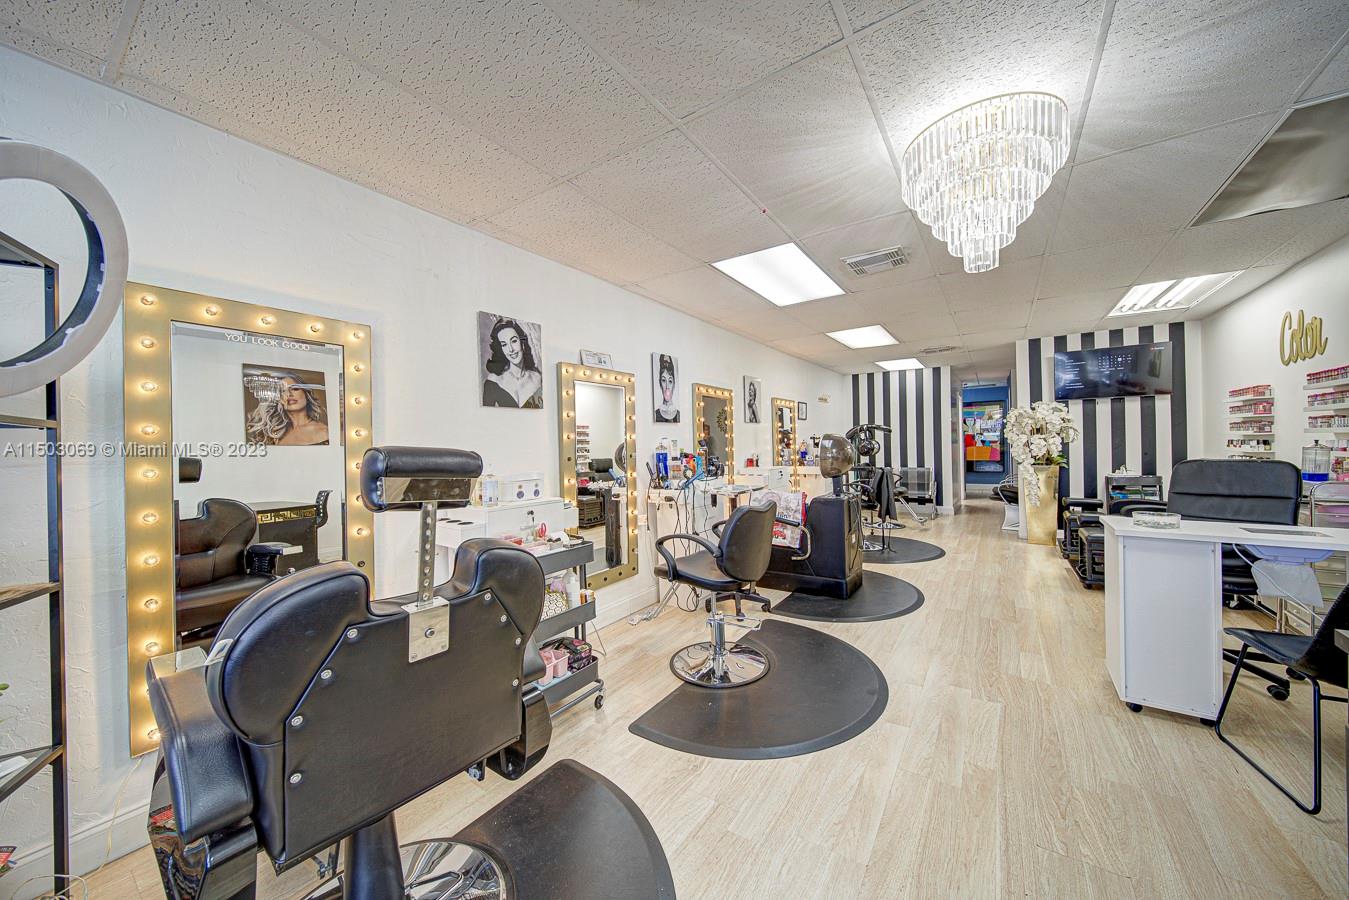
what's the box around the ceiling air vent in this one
[921,344,959,354]
[841,245,908,277]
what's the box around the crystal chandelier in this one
[901,92,1069,274]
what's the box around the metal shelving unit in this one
[533,540,604,715]
[0,231,70,894]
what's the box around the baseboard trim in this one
[6,795,153,899]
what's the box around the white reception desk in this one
[1101,515,1349,721]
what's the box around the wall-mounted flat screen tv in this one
[1054,342,1173,401]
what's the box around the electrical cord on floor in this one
[13,754,145,899]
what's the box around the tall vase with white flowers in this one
[1005,401,1079,543]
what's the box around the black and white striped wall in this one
[850,366,961,512]
[1014,321,1204,503]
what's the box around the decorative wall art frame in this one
[743,375,762,424]
[652,352,681,423]
[478,311,544,409]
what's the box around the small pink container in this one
[538,648,570,684]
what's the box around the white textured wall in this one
[1200,234,1349,464]
[0,46,848,893]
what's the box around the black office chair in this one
[1215,583,1349,815]
[655,501,779,687]
[145,447,556,898]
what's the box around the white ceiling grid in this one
[3,0,1349,382]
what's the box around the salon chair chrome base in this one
[305,839,505,900]
[671,610,768,687]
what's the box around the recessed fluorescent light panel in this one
[711,242,844,306]
[1108,271,1241,317]
[876,358,925,371]
[826,325,898,349]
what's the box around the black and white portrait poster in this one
[743,375,762,424]
[478,311,544,409]
[652,352,680,423]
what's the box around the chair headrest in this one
[590,457,614,472]
[179,456,202,484]
[361,446,482,512]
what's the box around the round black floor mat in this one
[629,619,888,760]
[770,571,925,623]
[862,536,946,564]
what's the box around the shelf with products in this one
[1303,364,1349,390]
[1227,384,1273,399]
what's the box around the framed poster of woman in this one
[652,352,680,423]
[479,311,544,408]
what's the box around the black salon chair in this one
[146,447,556,899]
[655,501,779,687]
[173,457,286,648]
[314,489,331,530]
[1216,583,1349,814]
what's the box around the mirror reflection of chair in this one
[656,501,781,687]
[172,456,286,649]
[145,445,673,899]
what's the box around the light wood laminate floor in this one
[88,499,1347,898]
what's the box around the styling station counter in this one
[735,467,834,499]
[1102,515,1349,721]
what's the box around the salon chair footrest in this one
[485,685,552,781]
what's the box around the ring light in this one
[0,139,128,397]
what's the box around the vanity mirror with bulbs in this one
[693,382,734,480]
[772,396,798,467]
[122,283,373,756]
[557,361,638,589]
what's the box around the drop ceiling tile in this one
[1,22,106,78]
[770,333,853,357]
[918,349,973,368]
[486,184,697,284]
[635,265,770,321]
[266,0,668,176]
[960,328,1028,350]
[852,276,948,319]
[965,346,1017,368]
[1138,203,1333,282]
[1255,198,1349,267]
[1303,40,1349,101]
[1027,289,1125,335]
[1078,0,1349,161]
[841,1,921,31]
[799,212,935,291]
[787,296,876,331]
[572,131,788,262]
[548,0,843,118]
[1193,263,1289,317]
[688,48,902,237]
[1050,114,1281,252]
[0,0,120,63]
[122,0,558,221]
[1038,234,1173,297]
[878,311,960,343]
[715,309,811,342]
[937,257,1043,312]
[856,0,1104,153]
[955,304,1032,333]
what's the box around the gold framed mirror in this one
[122,282,373,756]
[557,361,638,590]
[693,383,734,480]
[772,396,798,467]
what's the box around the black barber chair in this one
[759,433,862,600]
[173,457,286,648]
[655,501,780,687]
[145,447,557,899]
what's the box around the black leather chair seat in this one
[653,549,739,592]
[176,574,272,632]
[1225,627,1311,668]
